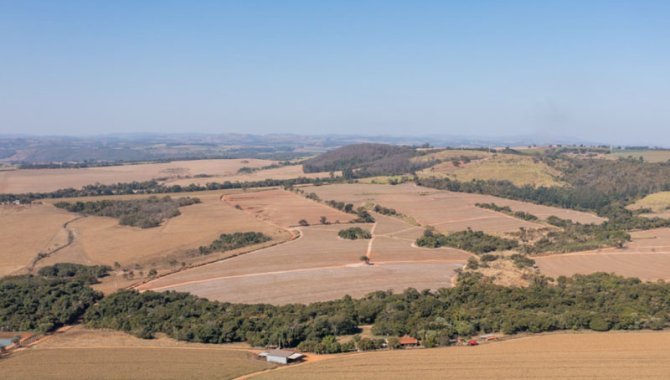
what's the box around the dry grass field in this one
[418,154,564,187]
[254,331,670,380]
[0,328,274,380]
[610,149,670,163]
[139,216,470,304]
[0,204,76,276]
[305,183,603,233]
[36,191,287,269]
[0,158,274,193]
[535,228,670,281]
[223,188,355,228]
[629,191,670,217]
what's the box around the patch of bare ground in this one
[223,188,355,228]
[254,331,670,380]
[535,228,670,281]
[0,204,75,276]
[0,158,274,193]
[1,327,275,380]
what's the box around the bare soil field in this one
[0,158,273,193]
[535,228,670,281]
[610,149,670,163]
[139,216,469,304]
[305,183,603,233]
[0,327,274,380]
[223,188,355,228]
[34,191,288,274]
[0,204,75,276]
[165,165,333,187]
[255,331,670,380]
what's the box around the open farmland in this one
[418,154,564,187]
[305,183,603,233]
[0,204,76,276]
[535,228,670,281]
[255,331,670,380]
[0,328,274,380]
[139,216,470,304]
[0,158,274,193]
[223,188,355,228]
[30,191,288,279]
[610,149,670,163]
[165,165,333,187]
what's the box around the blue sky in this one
[0,1,668,144]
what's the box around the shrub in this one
[339,227,372,240]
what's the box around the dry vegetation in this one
[0,204,75,276]
[629,191,670,218]
[0,327,274,380]
[609,149,670,163]
[418,154,564,187]
[0,158,274,193]
[255,331,670,380]
[535,228,670,281]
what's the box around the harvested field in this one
[0,158,273,193]
[418,154,563,187]
[255,331,670,379]
[305,183,603,233]
[223,188,355,228]
[0,204,75,276]
[139,217,469,304]
[535,228,670,281]
[165,165,333,187]
[35,191,288,272]
[0,327,274,380]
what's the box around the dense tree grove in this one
[0,272,103,333]
[475,202,538,221]
[82,272,670,350]
[198,232,272,255]
[338,227,372,240]
[55,196,200,228]
[37,263,111,284]
[416,229,518,254]
[373,204,398,216]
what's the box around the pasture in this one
[0,328,274,380]
[610,149,670,163]
[535,228,670,281]
[165,165,333,187]
[254,331,670,379]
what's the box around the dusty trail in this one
[29,216,83,272]
[365,222,378,259]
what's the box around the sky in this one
[0,0,668,144]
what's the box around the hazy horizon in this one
[1,1,669,145]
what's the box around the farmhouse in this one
[258,349,304,365]
[398,335,420,348]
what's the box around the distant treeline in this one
[416,229,518,254]
[0,176,342,204]
[54,196,200,228]
[475,202,538,221]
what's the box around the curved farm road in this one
[29,216,83,272]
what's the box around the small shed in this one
[258,349,304,365]
[398,335,419,347]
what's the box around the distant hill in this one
[302,143,432,177]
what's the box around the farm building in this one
[258,349,304,365]
[398,335,420,347]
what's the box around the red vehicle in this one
[467,339,479,346]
